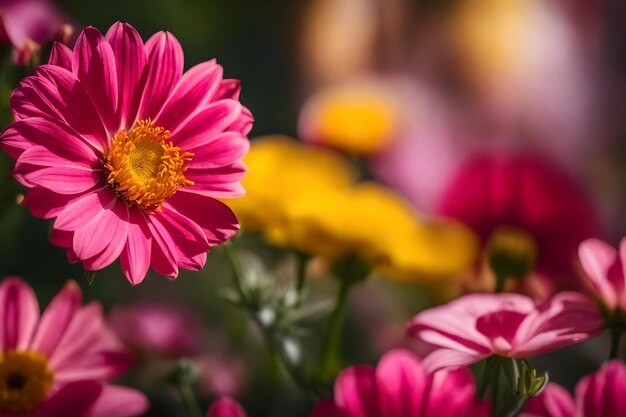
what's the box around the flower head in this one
[311,349,488,417]
[574,360,626,417]
[578,238,626,313]
[0,277,147,416]
[1,22,252,284]
[408,292,603,372]
[438,153,599,294]
[228,137,477,281]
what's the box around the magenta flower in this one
[575,360,626,417]
[0,277,148,416]
[578,238,626,312]
[109,302,204,357]
[311,349,488,417]
[438,152,599,294]
[520,383,575,417]
[0,0,69,64]
[1,22,252,284]
[407,292,603,372]
[206,397,247,417]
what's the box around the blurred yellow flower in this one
[299,81,400,156]
[227,137,478,281]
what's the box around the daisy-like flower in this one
[311,349,488,417]
[0,277,148,416]
[407,292,604,372]
[1,22,252,284]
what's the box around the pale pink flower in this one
[206,397,247,417]
[311,349,488,417]
[0,0,70,64]
[520,383,575,417]
[578,238,626,312]
[407,292,603,372]
[575,360,626,417]
[109,302,204,357]
[0,277,148,416]
[0,22,252,284]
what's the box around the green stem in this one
[610,325,622,360]
[223,241,247,303]
[320,278,353,379]
[176,383,203,417]
[295,252,309,306]
[494,272,507,293]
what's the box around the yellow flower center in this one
[105,119,194,210]
[0,350,54,413]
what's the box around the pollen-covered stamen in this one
[105,119,194,210]
[0,350,54,412]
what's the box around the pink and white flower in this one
[407,292,603,372]
[311,349,488,417]
[206,396,247,417]
[578,238,626,313]
[0,277,148,416]
[0,22,252,284]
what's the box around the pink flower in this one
[0,0,70,64]
[0,22,252,284]
[407,292,603,372]
[575,360,626,417]
[311,349,488,417]
[0,277,148,416]
[520,383,575,417]
[438,152,599,294]
[206,397,247,417]
[578,238,626,312]
[109,302,204,357]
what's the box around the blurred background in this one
[1,0,626,415]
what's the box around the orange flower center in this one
[105,119,194,210]
[0,350,54,412]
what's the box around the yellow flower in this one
[299,81,400,156]
[227,137,478,281]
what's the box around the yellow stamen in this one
[105,119,194,211]
[0,350,53,412]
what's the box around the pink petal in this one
[579,238,620,309]
[421,348,484,373]
[137,31,184,120]
[522,383,575,417]
[146,215,179,278]
[30,281,82,356]
[119,210,152,285]
[13,164,101,195]
[1,0,65,52]
[74,26,119,133]
[215,79,241,100]
[49,42,74,71]
[206,397,247,417]
[54,189,116,231]
[53,350,133,382]
[105,22,147,130]
[375,350,425,417]
[425,367,485,417]
[185,162,247,198]
[575,360,626,417]
[227,106,254,136]
[23,187,88,219]
[73,198,129,263]
[165,191,239,244]
[90,385,150,417]
[334,365,381,417]
[155,60,223,130]
[10,66,108,151]
[187,132,249,169]
[35,381,102,417]
[0,277,40,351]
[169,99,242,149]
[16,146,97,173]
